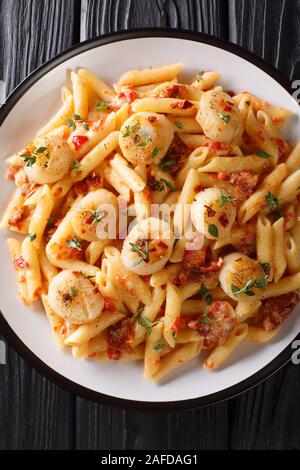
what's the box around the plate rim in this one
[0,27,298,411]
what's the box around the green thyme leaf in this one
[208,224,219,238]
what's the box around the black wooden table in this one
[1,0,300,450]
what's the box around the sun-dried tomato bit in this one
[107,347,122,361]
[170,99,193,110]
[8,206,28,229]
[13,256,30,270]
[72,135,88,150]
[5,166,19,181]
[256,292,299,331]
[102,296,116,313]
[106,316,133,350]
[188,301,236,349]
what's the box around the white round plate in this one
[0,30,299,410]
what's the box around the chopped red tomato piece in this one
[13,256,30,269]
[72,135,88,150]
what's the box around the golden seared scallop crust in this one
[191,187,236,240]
[219,252,266,300]
[24,135,73,184]
[121,217,174,276]
[48,270,104,324]
[71,189,118,242]
[119,112,174,166]
[196,89,243,143]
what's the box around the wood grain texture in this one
[228,0,300,80]
[0,0,75,450]
[1,0,300,450]
[80,0,228,40]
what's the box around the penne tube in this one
[197,155,269,173]
[71,71,88,120]
[285,233,300,275]
[7,238,29,304]
[117,63,182,87]
[110,153,146,193]
[246,326,278,343]
[169,117,202,133]
[78,68,115,101]
[272,217,287,282]
[64,311,125,346]
[173,168,199,237]
[277,169,300,203]
[260,272,300,299]
[36,94,73,137]
[144,322,164,379]
[132,98,198,117]
[153,341,202,382]
[204,323,248,370]
[28,184,54,249]
[22,236,42,303]
[191,71,221,90]
[164,282,182,347]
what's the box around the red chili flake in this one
[217,171,229,181]
[13,256,30,269]
[5,166,18,181]
[60,324,67,336]
[72,135,88,150]
[204,205,216,217]
[226,90,235,97]
[274,138,286,162]
[170,100,193,109]
[205,141,222,151]
[148,116,157,123]
[107,347,122,361]
[86,172,101,188]
[219,213,229,227]
[171,317,184,332]
[103,296,116,312]
[194,184,203,193]
[88,352,98,359]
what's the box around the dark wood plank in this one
[229,362,300,450]
[0,0,76,450]
[80,0,228,40]
[228,0,300,80]
[75,399,229,450]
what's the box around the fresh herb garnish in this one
[261,263,271,276]
[196,71,205,82]
[121,123,140,138]
[153,339,165,352]
[158,157,176,172]
[137,315,153,336]
[82,273,95,279]
[175,121,183,129]
[265,191,279,212]
[150,178,176,192]
[218,113,231,123]
[70,286,78,298]
[96,100,111,111]
[85,210,105,225]
[28,232,36,242]
[256,150,270,159]
[71,159,81,173]
[66,113,89,131]
[208,224,219,238]
[231,277,268,297]
[20,146,48,167]
[129,240,149,266]
[201,315,212,324]
[46,216,57,230]
[151,146,160,158]
[66,237,82,251]
[219,190,235,207]
[200,283,212,305]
